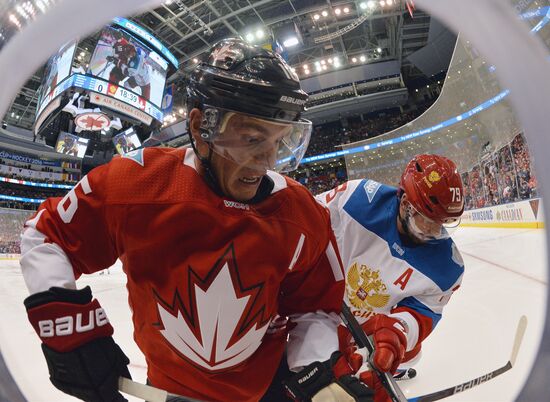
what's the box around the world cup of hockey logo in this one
[346,263,390,311]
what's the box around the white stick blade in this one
[118,377,168,402]
[510,315,528,366]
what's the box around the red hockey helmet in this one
[399,154,464,224]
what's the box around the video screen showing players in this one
[55,132,89,158]
[112,127,142,155]
[88,26,168,109]
[37,40,77,114]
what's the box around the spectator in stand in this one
[519,179,531,200]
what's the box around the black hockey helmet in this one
[186,38,312,173]
[186,38,308,122]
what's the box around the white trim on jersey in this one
[288,233,305,271]
[183,149,196,170]
[267,170,288,193]
[326,241,344,282]
[286,311,340,371]
[20,226,76,295]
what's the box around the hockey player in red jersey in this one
[20,39,377,402]
[107,34,137,85]
[318,154,465,399]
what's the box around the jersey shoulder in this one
[341,178,398,228]
[99,147,199,204]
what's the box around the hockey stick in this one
[340,302,408,402]
[96,60,114,77]
[408,315,527,402]
[118,377,205,402]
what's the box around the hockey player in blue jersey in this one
[317,154,465,396]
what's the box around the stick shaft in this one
[340,303,408,402]
[409,315,527,402]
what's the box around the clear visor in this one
[403,201,460,243]
[200,105,312,173]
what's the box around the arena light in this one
[377,47,382,53]
[335,8,341,15]
[9,14,21,28]
[380,1,386,6]
[255,29,264,39]
[245,32,254,42]
[321,10,328,17]
[283,37,299,47]
[334,57,341,67]
[313,14,320,20]
[359,55,366,62]
[16,5,29,19]
[35,0,46,13]
[343,7,350,13]
[367,0,376,8]
[192,58,198,63]
[302,63,308,70]
[351,57,357,63]
[386,0,393,5]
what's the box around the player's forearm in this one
[286,310,341,371]
[20,225,76,295]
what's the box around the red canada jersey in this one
[113,38,135,66]
[30,147,344,401]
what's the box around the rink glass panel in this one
[0,208,33,254]
[343,0,548,211]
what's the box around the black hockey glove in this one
[24,286,131,402]
[106,56,116,63]
[283,351,374,402]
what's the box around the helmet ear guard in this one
[198,107,221,141]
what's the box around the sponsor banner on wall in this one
[460,198,545,228]
[90,92,153,125]
[0,254,20,260]
[0,149,61,167]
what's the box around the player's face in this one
[399,195,450,243]
[190,109,289,201]
[210,114,291,201]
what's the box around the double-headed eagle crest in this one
[346,262,390,311]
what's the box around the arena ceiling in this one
[1,0,440,130]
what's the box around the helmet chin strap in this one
[398,203,420,244]
[399,198,435,245]
[190,133,225,197]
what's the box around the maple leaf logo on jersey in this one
[346,262,390,311]
[154,244,270,372]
